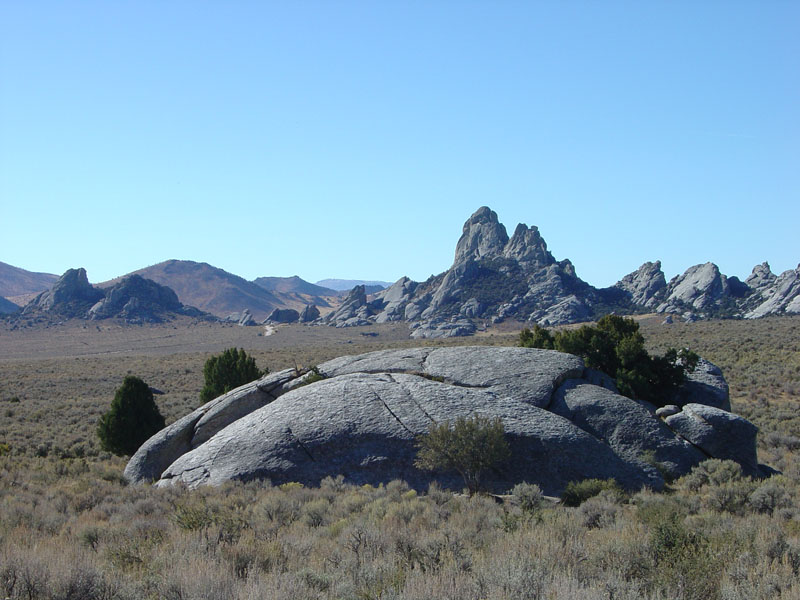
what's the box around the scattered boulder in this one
[669,357,731,411]
[298,304,320,323]
[265,308,300,324]
[127,346,764,494]
[665,404,761,476]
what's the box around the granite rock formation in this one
[126,346,767,495]
[19,268,208,323]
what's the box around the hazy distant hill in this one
[253,276,338,297]
[316,279,391,294]
[101,260,290,321]
[0,296,20,314]
[0,261,58,302]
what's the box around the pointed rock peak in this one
[614,261,667,308]
[503,222,555,268]
[453,207,509,264]
[24,267,104,315]
[745,261,776,289]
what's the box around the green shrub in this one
[561,478,622,507]
[520,315,699,406]
[199,348,265,404]
[96,376,165,456]
[415,414,511,495]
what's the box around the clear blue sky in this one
[1,2,798,288]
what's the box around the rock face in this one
[745,265,800,319]
[265,308,300,324]
[665,404,760,477]
[657,263,730,314]
[613,261,667,308]
[88,275,185,322]
[299,304,320,323]
[324,285,374,327]
[127,346,766,495]
[23,268,104,317]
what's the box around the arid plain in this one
[1,316,799,599]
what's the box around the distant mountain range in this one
[0,260,382,322]
[2,209,797,334]
[315,279,393,294]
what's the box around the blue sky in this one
[1,2,797,288]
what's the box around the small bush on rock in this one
[200,348,265,404]
[415,414,510,496]
[520,315,699,406]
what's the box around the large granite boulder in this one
[126,346,764,494]
[665,404,760,477]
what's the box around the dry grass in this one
[0,315,798,599]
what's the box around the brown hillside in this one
[100,260,293,321]
[0,261,58,298]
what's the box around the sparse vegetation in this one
[0,316,798,599]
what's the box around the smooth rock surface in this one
[127,346,762,493]
[665,404,760,476]
[551,381,706,481]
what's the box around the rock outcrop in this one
[657,263,730,314]
[88,275,188,323]
[0,296,20,314]
[126,346,767,495]
[369,207,602,334]
[298,304,320,323]
[324,285,374,327]
[265,308,300,324]
[17,268,212,323]
[23,268,104,318]
[613,261,667,308]
[745,264,800,319]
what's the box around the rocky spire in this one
[452,207,509,265]
[503,223,556,269]
[23,267,104,316]
[745,261,776,291]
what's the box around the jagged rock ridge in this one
[321,208,798,334]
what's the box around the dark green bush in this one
[200,348,265,404]
[96,376,165,456]
[520,315,699,406]
[561,478,622,507]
